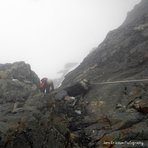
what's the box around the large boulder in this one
[0,61,40,86]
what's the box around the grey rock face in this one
[0,61,40,86]
[0,62,67,148]
[59,0,148,147]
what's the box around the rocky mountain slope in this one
[61,0,148,147]
[0,62,72,148]
[0,0,148,148]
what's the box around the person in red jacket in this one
[40,78,54,93]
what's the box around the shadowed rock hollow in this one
[0,0,148,147]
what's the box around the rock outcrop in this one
[0,62,68,148]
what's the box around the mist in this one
[0,0,141,79]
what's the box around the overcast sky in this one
[0,0,141,79]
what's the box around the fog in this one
[0,0,141,79]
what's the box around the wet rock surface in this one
[0,62,69,148]
[60,0,148,147]
[0,0,148,148]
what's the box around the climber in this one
[40,78,54,93]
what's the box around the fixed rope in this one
[91,78,148,85]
